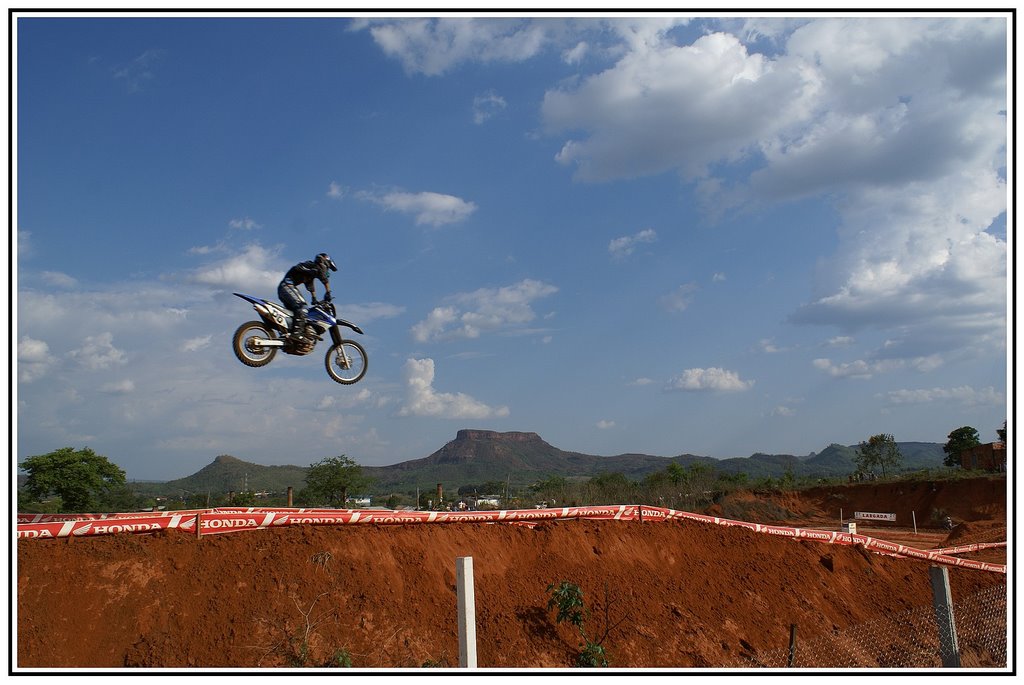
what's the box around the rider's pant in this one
[278,281,307,332]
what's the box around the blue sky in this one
[14,12,1011,481]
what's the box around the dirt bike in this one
[231,292,367,384]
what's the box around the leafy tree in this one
[585,472,635,504]
[855,434,903,478]
[997,421,1006,443]
[20,447,127,513]
[302,455,372,507]
[943,426,981,467]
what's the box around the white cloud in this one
[412,279,558,342]
[40,271,78,288]
[18,337,53,382]
[112,48,165,92]
[882,385,1003,406]
[812,357,907,379]
[563,41,589,64]
[361,190,477,227]
[185,243,283,292]
[660,283,698,313]
[327,181,345,199]
[544,30,801,182]
[183,335,212,352]
[473,91,507,124]
[712,272,727,282]
[770,405,796,417]
[609,228,657,258]
[630,377,655,386]
[68,332,127,370]
[412,306,461,343]
[666,367,754,392]
[100,379,135,395]
[359,17,553,76]
[596,419,616,429]
[398,358,509,419]
[535,17,1006,364]
[826,336,855,347]
[229,217,261,231]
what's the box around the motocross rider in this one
[278,252,337,341]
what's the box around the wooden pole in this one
[787,624,797,667]
[287,486,293,507]
[195,511,202,539]
[457,557,477,668]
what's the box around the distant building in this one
[960,442,1006,471]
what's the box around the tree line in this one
[18,421,1006,514]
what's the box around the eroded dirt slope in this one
[16,477,1007,670]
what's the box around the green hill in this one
[136,455,309,498]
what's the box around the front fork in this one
[330,325,352,369]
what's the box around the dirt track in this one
[16,476,1007,670]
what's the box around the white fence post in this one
[457,556,477,668]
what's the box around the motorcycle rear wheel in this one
[233,321,278,367]
[325,340,367,384]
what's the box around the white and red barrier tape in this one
[16,504,1006,574]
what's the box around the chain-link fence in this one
[726,583,1007,669]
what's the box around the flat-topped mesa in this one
[455,429,542,442]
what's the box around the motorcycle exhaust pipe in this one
[250,338,285,348]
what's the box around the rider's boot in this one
[289,313,308,342]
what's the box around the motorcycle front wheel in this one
[232,321,278,367]
[325,340,367,384]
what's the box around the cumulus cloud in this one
[18,337,53,382]
[609,228,657,258]
[185,243,283,292]
[544,30,804,183]
[68,332,127,370]
[666,367,754,392]
[359,189,477,227]
[398,357,509,419]
[412,279,558,342]
[534,17,1006,362]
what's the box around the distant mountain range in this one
[136,429,947,497]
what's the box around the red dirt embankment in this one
[16,477,1007,670]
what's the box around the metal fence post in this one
[929,565,961,667]
[457,556,477,668]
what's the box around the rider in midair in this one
[278,252,337,341]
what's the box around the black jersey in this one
[282,260,330,292]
